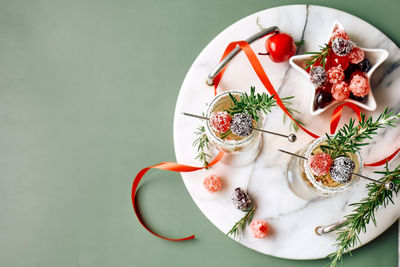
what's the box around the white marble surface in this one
[173,5,400,259]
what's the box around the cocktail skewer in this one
[278,149,395,190]
[183,112,297,142]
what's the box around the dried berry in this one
[230,113,253,137]
[232,187,252,211]
[357,58,372,73]
[330,156,355,183]
[331,38,354,57]
[210,111,231,133]
[309,66,327,87]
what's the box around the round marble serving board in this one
[173,5,400,260]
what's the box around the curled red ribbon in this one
[132,150,224,241]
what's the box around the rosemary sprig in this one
[227,86,276,122]
[193,125,211,167]
[321,108,400,159]
[227,205,256,237]
[303,43,331,69]
[219,129,231,139]
[281,96,305,132]
[328,162,400,267]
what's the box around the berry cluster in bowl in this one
[289,21,388,116]
[309,28,372,110]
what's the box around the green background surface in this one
[0,0,398,266]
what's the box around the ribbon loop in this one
[131,151,224,241]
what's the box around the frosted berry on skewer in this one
[280,108,400,197]
[278,149,395,190]
[183,112,297,142]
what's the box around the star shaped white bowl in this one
[289,21,389,116]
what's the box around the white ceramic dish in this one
[289,21,388,116]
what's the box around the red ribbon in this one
[214,41,319,138]
[214,40,400,166]
[131,150,224,241]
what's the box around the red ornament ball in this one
[331,81,350,101]
[209,111,231,134]
[308,153,333,177]
[327,67,345,84]
[348,47,365,64]
[349,71,370,97]
[250,219,269,239]
[203,174,222,193]
[265,33,296,63]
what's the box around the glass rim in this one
[205,91,259,146]
[303,135,363,195]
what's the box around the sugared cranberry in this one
[250,219,269,239]
[308,153,333,177]
[348,47,365,64]
[330,157,355,183]
[331,81,350,101]
[331,38,354,57]
[230,113,253,137]
[357,58,372,73]
[203,174,223,193]
[349,71,370,97]
[210,111,231,133]
[327,67,345,84]
[309,66,327,87]
[314,89,333,109]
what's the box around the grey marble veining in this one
[173,5,400,259]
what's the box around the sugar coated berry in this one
[348,47,365,64]
[203,174,222,193]
[314,89,333,109]
[330,156,355,183]
[326,54,349,70]
[327,67,345,84]
[230,113,253,137]
[357,58,372,73]
[331,81,350,101]
[308,153,333,177]
[309,66,327,87]
[349,72,370,97]
[331,38,354,57]
[250,219,269,239]
[232,187,252,211]
[210,111,231,134]
[330,28,349,41]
